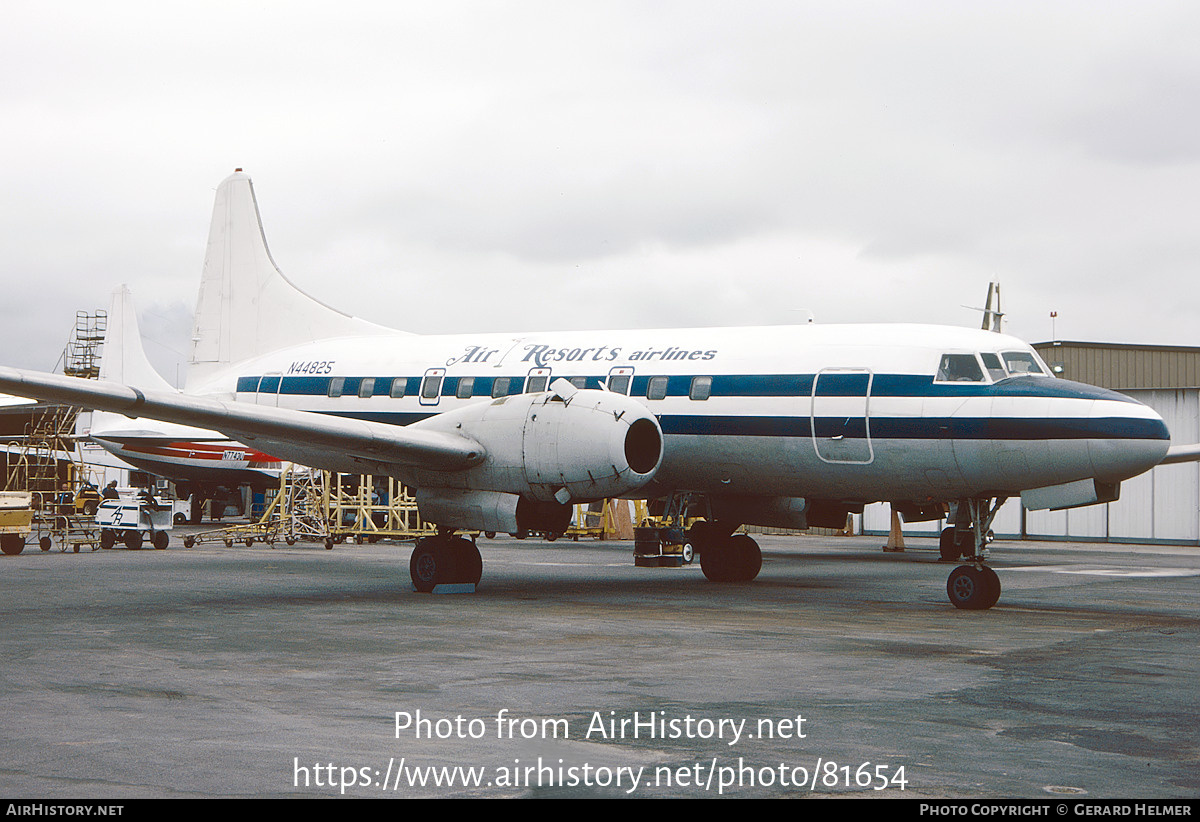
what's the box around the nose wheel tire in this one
[947,565,1001,610]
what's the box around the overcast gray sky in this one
[3,1,1199,382]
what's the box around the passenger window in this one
[421,375,442,399]
[647,376,668,400]
[358,377,375,398]
[328,377,345,398]
[608,375,630,395]
[526,375,548,393]
[689,376,712,401]
[569,377,587,389]
[979,353,1006,381]
[1002,351,1046,376]
[456,377,475,399]
[389,377,407,398]
[491,377,511,398]
[936,354,985,383]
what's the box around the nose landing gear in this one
[945,497,1007,610]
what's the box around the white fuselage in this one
[190,322,1168,506]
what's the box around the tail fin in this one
[87,284,179,441]
[100,285,175,392]
[187,170,394,389]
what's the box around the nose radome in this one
[1087,394,1170,482]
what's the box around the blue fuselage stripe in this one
[660,416,1168,441]
[237,372,1167,442]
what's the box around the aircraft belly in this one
[951,439,1094,493]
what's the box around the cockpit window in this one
[1001,351,1045,376]
[979,352,1007,381]
[936,353,986,382]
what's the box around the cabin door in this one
[811,368,874,464]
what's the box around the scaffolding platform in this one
[325,473,437,544]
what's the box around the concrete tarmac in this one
[0,530,1197,798]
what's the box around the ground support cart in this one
[0,492,34,555]
[632,525,695,567]
[36,513,100,553]
[96,498,173,550]
[180,520,286,549]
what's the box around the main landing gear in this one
[942,497,1007,610]
[689,521,762,583]
[408,531,483,593]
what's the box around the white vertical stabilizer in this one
[187,170,395,389]
[90,285,213,440]
[100,285,175,392]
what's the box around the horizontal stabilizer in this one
[0,393,35,409]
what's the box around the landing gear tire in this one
[730,534,762,581]
[947,565,1001,610]
[939,527,968,561]
[410,539,446,593]
[701,534,761,583]
[410,536,482,592]
[448,537,483,585]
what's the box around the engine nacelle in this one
[404,380,663,505]
[411,488,573,535]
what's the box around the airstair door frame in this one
[811,368,874,464]
[255,373,284,408]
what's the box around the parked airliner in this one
[0,171,1184,609]
[85,285,281,522]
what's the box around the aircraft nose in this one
[1083,387,1170,482]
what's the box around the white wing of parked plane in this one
[0,366,486,474]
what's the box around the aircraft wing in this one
[0,367,485,474]
[1161,443,1200,465]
